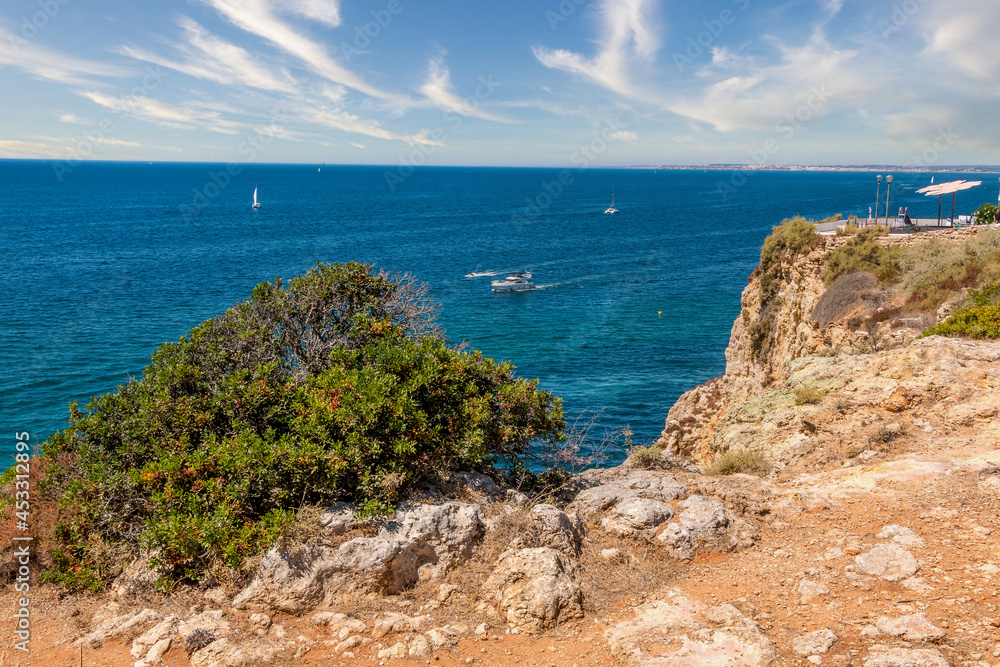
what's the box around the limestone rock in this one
[145,637,171,663]
[601,497,674,538]
[523,504,584,555]
[111,556,159,599]
[792,628,837,656]
[876,525,926,547]
[319,502,356,534]
[875,614,946,641]
[189,638,248,667]
[234,502,484,612]
[855,544,920,581]
[606,591,775,667]
[451,471,500,497]
[177,611,230,641]
[570,470,689,517]
[863,644,949,667]
[481,547,584,633]
[655,495,755,560]
[130,617,177,659]
[797,579,831,604]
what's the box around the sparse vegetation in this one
[921,279,1000,340]
[794,386,827,405]
[869,423,908,447]
[823,227,900,285]
[836,223,860,236]
[706,448,770,477]
[899,229,1000,313]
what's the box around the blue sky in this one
[1,0,998,166]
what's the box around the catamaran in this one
[604,186,618,214]
[252,187,261,209]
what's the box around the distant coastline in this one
[628,164,1000,173]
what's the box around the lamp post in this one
[874,175,882,226]
[884,175,893,226]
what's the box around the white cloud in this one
[533,0,660,97]
[920,0,1000,80]
[280,0,341,27]
[202,0,396,101]
[59,113,88,124]
[0,26,127,85]
[118,17,296,93]
[81,91,245,134]
[419,55,509,122]
[292,103,443,145]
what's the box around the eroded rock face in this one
[234,502,484,612]
[655,495,756,561]
[525,504,584,555]
[480,547,584,634]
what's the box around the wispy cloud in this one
[294,103,443,145]
[419,55,509,122]
[80,91,246,134]
[533,0,660,97]
[0,26,127,85]
[119,16,296,93]
[201,0,398,101]
[919,0,1000,81]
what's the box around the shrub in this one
[706,448,769,477]
[823,228,900,285]
[973,203,998,225]
[627,444,664,469]
[922,303,1000,339]
[36,263,565,588]
[817,213,843,224]
[794,386,827,405]
[836,223,859,236]
[760,217,818,279]
[899,229,1000,312]
[812,271,878,327]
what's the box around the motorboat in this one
[491,271,534,292]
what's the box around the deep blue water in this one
[3,161,997,468]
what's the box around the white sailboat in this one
[252,186,261,209]
[604,185,618,214]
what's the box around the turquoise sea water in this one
[3,161,996,467]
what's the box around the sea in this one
[4,161,997,469]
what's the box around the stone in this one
[111,556,159,599]
[408,634,432,657]
[451,471,500,496]
[601,497,674,538]
[798,580,831,604]
[876,525,926,547]
[526,504,584,555]
[145,637,172,663]
[177,611,230,641]
[248,613,271,630]
[130,618,177,659]
[481,547,584,633]
[855,544,920,581]
[189,638,248,667]
[980,476,1000,496]
[319,502,356,534]
[901,577,934,594]
[505,489,530,505]
[792,628,837,656]
[570,471,689,517]
[862,644,949,667]
[875,614,946,641]
[234,502,484,612]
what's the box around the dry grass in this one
[793,386,827,405]
[706,448,770,477]
[812,271,879,327]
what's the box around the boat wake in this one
[464,270,503,278]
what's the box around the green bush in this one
[973,203,998,226]
[37,262,565,588]
[922,303,1000,339]
[823,227,900,285]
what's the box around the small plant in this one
[794,386,827,405]
[706,448,769,477]
[973,203,998,225]
[845,445,860,459]
[836,223,859,236]
[628,444,665,470]
[823,227,900,285]
[185,628,216,655]
[832,396,851,412]
[869,423,908,447]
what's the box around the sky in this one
[1,0,998,167]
